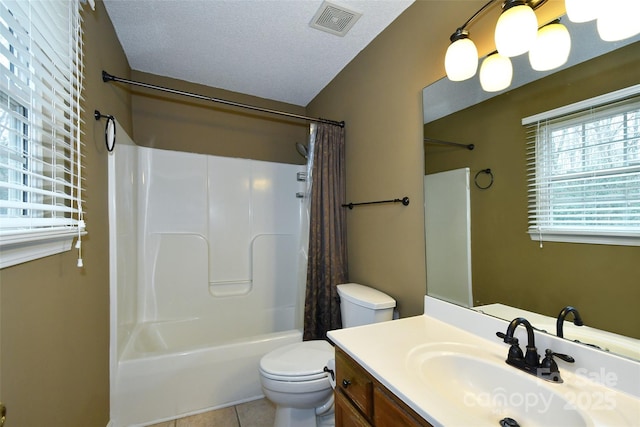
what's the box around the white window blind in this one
[0,0,85,268]
[523,85,640,246]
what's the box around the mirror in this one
[422,17,640,360]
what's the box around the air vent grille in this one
[310,1,362,37]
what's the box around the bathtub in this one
[112,318,302,427]
[108,138,307,426]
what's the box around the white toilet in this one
[259,283,396,427]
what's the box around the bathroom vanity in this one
[328,297,640,427]
[334,347,431,426]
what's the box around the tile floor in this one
[148,398,276,427]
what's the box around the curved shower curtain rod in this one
[102,71,345,128]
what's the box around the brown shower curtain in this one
[303,123,348,341]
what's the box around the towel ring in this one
[474,168,494,190]
[94,110,116,152]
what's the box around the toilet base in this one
[317,412,336,427]
[272,407,335,427]
[274,406,317,427]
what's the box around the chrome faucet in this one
[556,306,584,338]
[497,317,573,383]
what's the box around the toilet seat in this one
[259,340,334,382]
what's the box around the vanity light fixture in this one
[565,0,640,42]
[444,29,478,81]
[529,19,571,71]
[443,0,547,84]
[596,1,640,42]
[443,0,639,91]
[564,0,599,23]
[494,0,539,57]
[479,52,513,92]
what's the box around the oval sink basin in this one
[406,346,592,427]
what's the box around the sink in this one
[406,344,592,427]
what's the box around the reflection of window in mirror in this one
[524,86,640,247]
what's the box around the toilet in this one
[259,283,396,427]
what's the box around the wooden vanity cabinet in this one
[335,347,433,427]
[335,388,372,427]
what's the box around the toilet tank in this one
[337,283,396,328]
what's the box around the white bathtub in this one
[112,318,302,427]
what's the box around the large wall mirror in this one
[422,17,640,361]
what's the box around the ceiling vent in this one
[310,1,362,37]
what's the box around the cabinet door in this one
[373,386,433,427]
[335,390,372,427]
[336,349,373,420]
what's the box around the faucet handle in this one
[541,349,559,370]
[539,349,563,383]
[549,350,575,363]
[496,331,519,345]
[497,331,524,362]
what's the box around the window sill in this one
[528,230,640,247]
[0,230,82,268]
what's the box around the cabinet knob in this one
[342,378,352,388]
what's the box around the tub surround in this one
[108,128,307,426]
[328,296,640,426]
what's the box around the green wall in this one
[130,71,308,164]
[306,0,565,320]
[0,1,132,425]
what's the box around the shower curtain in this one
[303,122,348,341]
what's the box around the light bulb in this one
[495,1,538,57]
[529,22,571,71]
[480,53,513,92]
[597,1,640,42]
[445,35,479,81]
[565,0,599,23]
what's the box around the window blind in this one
[0,0,85,267]
[523,85,640,246]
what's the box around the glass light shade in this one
[597,1,640,42]
[495,4,538,57]
[565,0,599,23]
[445,38,479,81]
[479,53,513,92]
[529,23,571,71]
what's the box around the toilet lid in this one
[260,340,334,381]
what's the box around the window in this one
[0,91,28,218]
[0,0,85,268]
[523,85,640,246]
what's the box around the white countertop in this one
[327,297,640,427]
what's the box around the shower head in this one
[295,142,308,159]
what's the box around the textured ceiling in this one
[103,0,415,107]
